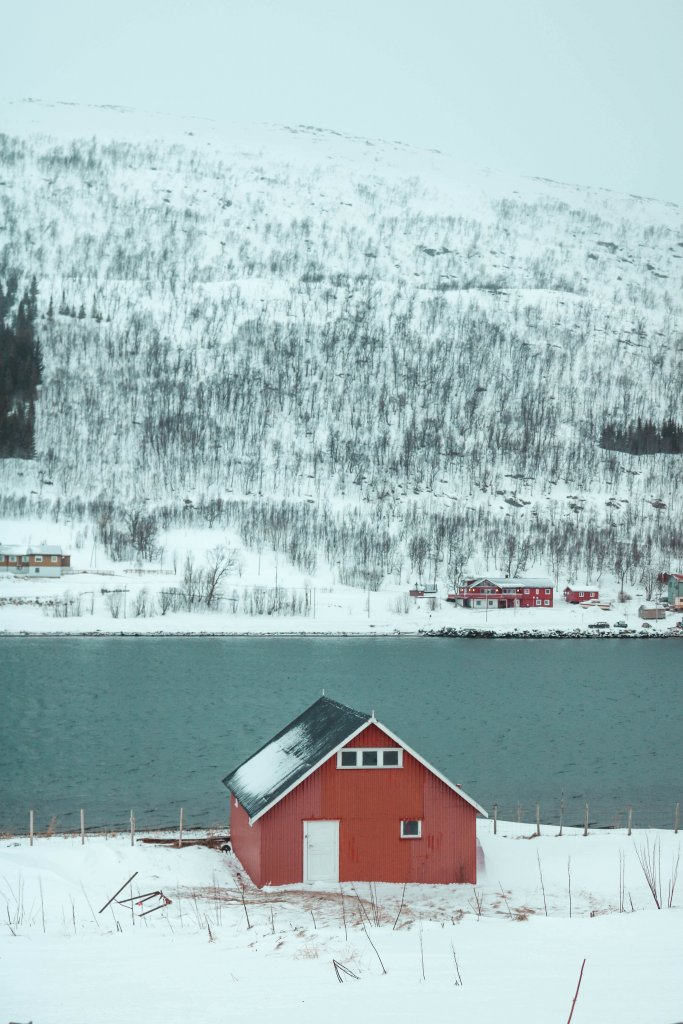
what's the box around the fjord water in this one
[0,637,680,834]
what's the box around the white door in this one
[303,820,339,883]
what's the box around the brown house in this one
[0,545,71,577]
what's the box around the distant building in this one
[451,577,554,609]
[223,696,486,887]
[409,582,437,598]
[666,573,683,610]
[639,604,666,620]
[0,545,71,577]
[563,586,599,604]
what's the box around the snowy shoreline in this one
[1,627,681,639]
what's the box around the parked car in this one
[614,620,628,629]
[588,621,610,629]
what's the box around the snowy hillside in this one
[1,98,682,591]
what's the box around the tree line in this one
[600,418,683,456]
[0,273,41,457]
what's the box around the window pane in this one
[402,820,419,836]
[361,750,378,766]
[341,750,357,767]
[382,750,399,766]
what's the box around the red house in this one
[451,577,554,608]
[223,696,486,887]
[563,586,599,604]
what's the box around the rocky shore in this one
[421,627,682,639]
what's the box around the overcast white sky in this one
[2,0,681,203]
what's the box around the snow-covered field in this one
[2,820,681,1023]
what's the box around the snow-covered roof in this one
[26,545,63,555]
[223,696,487,822]
[223,697,370,820]
[469,577,553,589]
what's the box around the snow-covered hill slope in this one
[1,99,682,586]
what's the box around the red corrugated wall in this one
[229,798,263,884]
[229,722,478,887]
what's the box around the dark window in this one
[401,820,422,838]
[362,750,378,767]
[382,750,399,766]
[340,750,357,767]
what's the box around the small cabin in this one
[222,696,486,887]
[409,582,437,598]
[639,604,666,620]
[564,586,599,604]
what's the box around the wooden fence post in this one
[30,809,34,847]
[536,803,541,837]
[583,802,589,837]
[130,809,135,847]
[179,807,184,849]
[493,803,498,835]
[675,802,680,835]
[627,806,632,836]
[80,808,85,845]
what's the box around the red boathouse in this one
[223,696,486,887]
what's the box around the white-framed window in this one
[400,820,422,839]
[337,748,403,769]
[35,555,43,563]
[544,599,550,606]
[535,599,541,606]
[523,588,529,594]
[22,555,29,563]
[9,555,16,562]
[51,555,58,563]
[545,589,551,594]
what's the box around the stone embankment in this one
[422,627,682,639]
